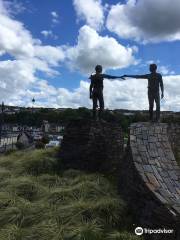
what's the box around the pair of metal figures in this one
[89,64,164,122]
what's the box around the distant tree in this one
[35,141,45,149]
[41,135,50,144]
[77,107,91,119]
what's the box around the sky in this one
[0,0,180,111]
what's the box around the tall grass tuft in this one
[70,221,103,240]
[107,231,143,240]
[0,148,141,240]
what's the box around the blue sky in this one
[0,0,180,111]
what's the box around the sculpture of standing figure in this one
[123,64,164,122]
[89,65,124,120]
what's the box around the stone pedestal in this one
[60,119,124,172]
[119,122,180,240]
[60,120,180,239]
[168,124,180,165]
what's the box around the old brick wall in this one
[60,119,124,172]
[60,120,180,239]
[119,122,180,240]
[168,124,180,165]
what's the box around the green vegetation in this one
[0,148,141,240]
[35,141,45,149]
[4,107,180,135]
[15,142,26,150]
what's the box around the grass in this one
[0,148,142,240]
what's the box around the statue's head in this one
[95,65,102,73]
[149,64,157,73]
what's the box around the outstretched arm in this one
[123,74,149,79]
[102,74,125,80]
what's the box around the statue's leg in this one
[92,94,98,120]
[98,91,104,120]
[148,91,154,121]
[155,93,160,122]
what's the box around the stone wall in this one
[60,120,180,239]
[168,124,180,165]
[60,119,124,172]
[119,122,180,240]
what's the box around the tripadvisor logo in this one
[135,226,174,235]
[135,227,143,236]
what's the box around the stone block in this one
[146,173,160,188]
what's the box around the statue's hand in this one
[120,76,126,80]
[161,93,164,99]
[119,75,126,80]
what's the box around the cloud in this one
[41,30,58,39]
[73,0,104,30]
[0,0,137,107]
[162,75,180,111]
[41,30,52,37]
[23,74,180,111]
[159,66,175,75]
[34,45,64,66]
[1,0,25,16]
[51,11,59,24]
[0,10,35,58]
[51,11,58,18]
[1,0,179,112]
[65,25,137,73]
[13,80,90,109]
[0,0,64,103]
[56,81,91,108]
[106,0,180,43]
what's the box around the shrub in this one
[15,141,25,150]
[41,135,50,144]
[4,149,16,155]
[35,141,45,149]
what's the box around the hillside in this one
[0,148,141,240]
